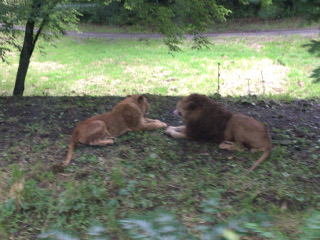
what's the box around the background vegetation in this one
[77,0,319,25]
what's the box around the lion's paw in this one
[160,122,168,128]
[165,126,174,135]
[219,141,236,150]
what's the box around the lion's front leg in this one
[144,118,158,123]
[137,118,167,130]
[165,125,189,139]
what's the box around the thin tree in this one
[1,0,79,96]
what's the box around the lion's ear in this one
[138,95,144,103]
[186,101,197,110]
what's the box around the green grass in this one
[0,95,319,239]
[1,34,319,99]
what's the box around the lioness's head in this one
[127,95,150,113]
[174,94,207,121]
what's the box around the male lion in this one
[165,94,272,173]
[62,95,167,166]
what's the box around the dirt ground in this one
[1,95,319,169]
[67,28,320,39]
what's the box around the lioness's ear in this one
[187,101,197,110]
[138,95,144,103]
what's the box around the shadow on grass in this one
[1,94,319,165]
[1,94,319,176]
[0,95,320,239]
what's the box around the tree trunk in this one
[13,21,35,96]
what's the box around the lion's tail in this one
[248,145,272,174]
[62,134,77,167]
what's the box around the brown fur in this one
[63,95,167,166]
[165,94,272,173]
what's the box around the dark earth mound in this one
[1,95,319,170]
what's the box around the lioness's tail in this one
[62,135,77,166]
[248,145,272,174]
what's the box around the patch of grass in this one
[0,35,319,98]
[0,96,319,239]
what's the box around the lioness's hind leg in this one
[79,120,114,146]
[89,137,115,146]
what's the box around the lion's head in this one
[174,94,208,121]
[175,94,232,142]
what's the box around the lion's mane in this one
[184,94,232,142]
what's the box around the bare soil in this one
[1,95,319,170]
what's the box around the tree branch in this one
[33,19,46,46]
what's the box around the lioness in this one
[165,94,272,173]
[63,95,167,166]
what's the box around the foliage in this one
[76,1,125,25]
[114,0,233,50]
[120,210,194,240]
[0,0,80,60]
[0,0,81,95]
[36,197,320,240]
[64,0,236,50]
[38,225,110,240]
[78,0,319,22]
[304,40,320,83]
[214,0,319,19]
[299,211,320,239]
[0,1,19,62]
[304,0,320,22]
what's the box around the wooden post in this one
[217,62,220,94]
[261,70,265,95]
